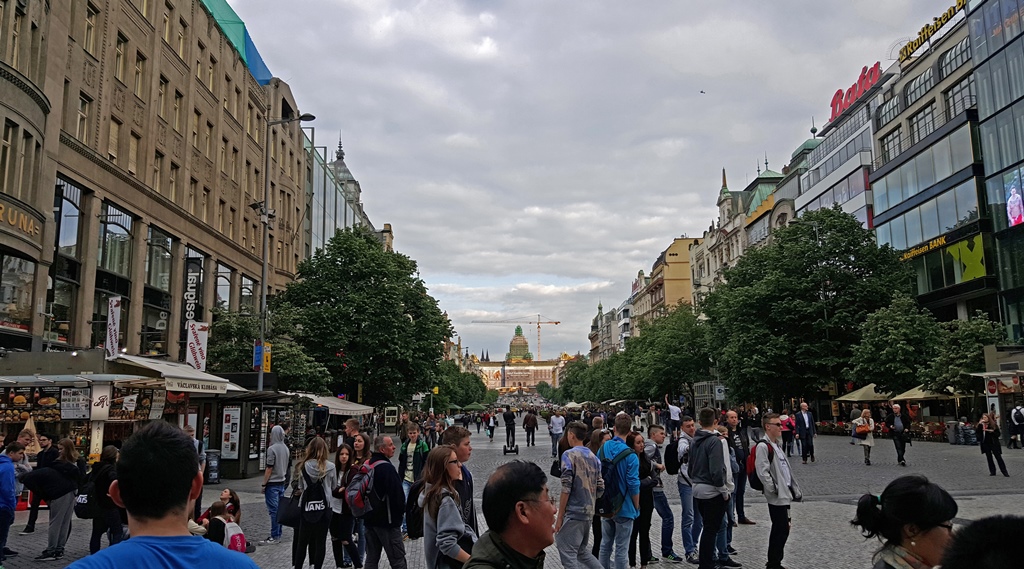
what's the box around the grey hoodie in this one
[419,485,477,569]
[266,425,290,484]
[297,459,340,514]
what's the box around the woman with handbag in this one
[853,409,875,465]
[329,443,363,569]
[976,413,1010,477]
[293,437,337,569]
[21,438,85,561]
[421,445,477,569]
[87,445,124,554]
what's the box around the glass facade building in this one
[969,0,1024,336]
[872,19,991,322]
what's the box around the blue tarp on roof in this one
[244,30,273,86]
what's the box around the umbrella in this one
[462,402,486,411]
[836,383,891,402]
[891,384,960,401]
[447,403,463,410]
[563,401,582,409]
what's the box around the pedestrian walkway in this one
[6,421,1023,568]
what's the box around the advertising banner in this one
[222,405,241,459]
[105,296,122,360]
[185,321,210,371]
[60,388,91,420]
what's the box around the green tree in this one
[433,360,487,408]
[927,311,1006,395]
[206,308,332,394]
[277,227,452,405]
[627,303,709,402]
[535,381,553,400]
[848,292,942,395]
[483,389,499,405]
[704,207,911,404]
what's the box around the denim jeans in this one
[599,516,634,569]
[265,482,287,539]
[676,480,702,555]
[652,491,677,556]
[550,432,562,457]
[402,480,413,532]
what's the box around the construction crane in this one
[471,314,561,361]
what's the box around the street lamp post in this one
[256,112,315,392]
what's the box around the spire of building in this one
[720,168,730,197]
[336,131,345,161]
[765,153,769,172]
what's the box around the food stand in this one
[0,350,231,460]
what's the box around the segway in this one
[503,423,519,455]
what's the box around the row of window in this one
[874,125,975,214]
[878,38,972,131]
[975,33,1024,119]
[801,129,872,192]
[807,106,871,167]
[969,0,1024,65]
[0,120,41,204]
[876,180,980,251]
[979,97,1024,174]
[799,168,868,214]
[49,177,258,351]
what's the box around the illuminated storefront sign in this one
[899,0,968,63]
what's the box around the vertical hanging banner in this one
[185,321,210,371]
[105,296,122,360]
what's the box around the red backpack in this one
[745,441,775,492]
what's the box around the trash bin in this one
[205,449,221,484]
[946,421,958,444]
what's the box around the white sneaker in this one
[257,537,278,546]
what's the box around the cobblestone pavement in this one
[6,419,1024,568]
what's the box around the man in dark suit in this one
[794,402,816,464]
[883,404,910,466]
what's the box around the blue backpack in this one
[595,444,634,518]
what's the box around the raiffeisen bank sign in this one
[899,0,968,63]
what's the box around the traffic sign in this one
[714,385,726,401]
[263,342,272,373]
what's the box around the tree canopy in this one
[276,227,453,405]
[703,207,911,404]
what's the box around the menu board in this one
[248,404,261,459]
[60,388,91,420]
[222,405,241,460]
[148,390,167,420]
[0,386,63,423]
[107,387,156,421]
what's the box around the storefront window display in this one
[0,255,36,334]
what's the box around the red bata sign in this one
[830,62,882,122]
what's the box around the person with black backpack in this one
[753,413,801,569]
[644,425,683,563]
[88,446,124,554]
[687,408,733,569]
[1009,402,1024,449]
[293,437,337,569]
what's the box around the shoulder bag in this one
[276,486,303,528]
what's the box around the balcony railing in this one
[873,95,975,171]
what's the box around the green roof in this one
[791,138,821,160]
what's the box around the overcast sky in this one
[231,0,944,360]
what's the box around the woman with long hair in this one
[626,431,655,569]
[588,428,612,559]
[421,445,476,568]
[329,443,362,568]
[780,409,795,456]
[850,475,957,568]
[293,437,337,569]
[88,445,123,554]
[977,412,1010,477]
[352,432,372,466]
[22,438,85,561]
[199,488,242,525]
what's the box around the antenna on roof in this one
[765,153,769,172]
[810,116,818,138]
[756,159,761,175]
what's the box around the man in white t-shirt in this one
[665,394,682,437]
[548,410,566,458]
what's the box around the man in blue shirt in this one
[598,414,640,569]
[67,421,258,569]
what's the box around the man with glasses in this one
[467,461,555,568]
[20,432,57,536]
[753,414,802,569]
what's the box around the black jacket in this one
[21,459,83,501]
[89,461,118,510]
[977,424,1003,454]
[884,413,911,441]
[36,446,59,470]
[726,426,750,461]
[363,452,405,528]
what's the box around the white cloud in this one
[231,0,941,357]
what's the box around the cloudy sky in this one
[231,0,944,359]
